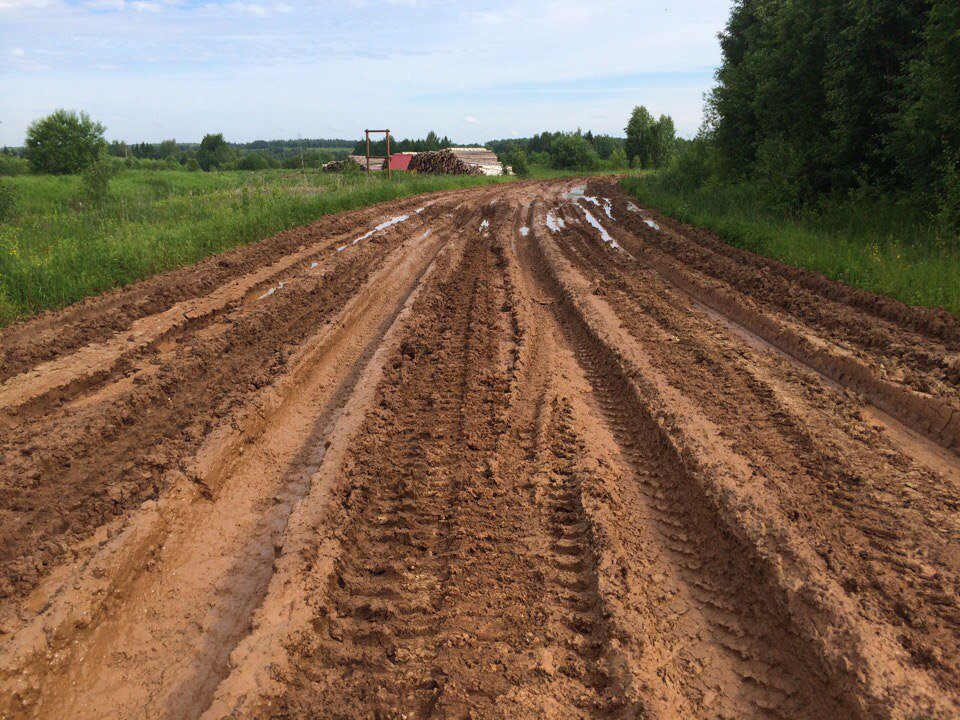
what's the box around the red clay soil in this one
[0,179,957,720]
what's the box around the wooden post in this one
[386,130,391,181]
[365,130,371,177]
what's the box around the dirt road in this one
[0,178,957,719]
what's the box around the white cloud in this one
[0,0,54,10]
[9,46,25,57]
[0,0,734,144]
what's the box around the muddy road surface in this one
[1,178,958,720]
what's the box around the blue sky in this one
[1,0,733,145]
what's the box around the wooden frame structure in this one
[365,129,392,180]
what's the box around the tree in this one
[625,106,675,168]
[625,106,656,168]
[607,148,629,169]
[549,133,599,171]
[504,143,530,176]
[25,109,106,174]
[158,139,180,161]
[196,133,235,171]
[650,115,676,168]
[237,152,273,171]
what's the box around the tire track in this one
[549,201,960,693]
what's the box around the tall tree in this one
[625,106,656,167]
[24,109,106,174]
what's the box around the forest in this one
[663,0,959,229]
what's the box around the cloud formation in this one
[0,0,732,144]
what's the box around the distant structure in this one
[389,152,416,171]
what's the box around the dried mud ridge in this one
[0,179,958,720]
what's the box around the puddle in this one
[625,202,659,229]
[480,219,490,230]
[581,195,602,207]
[602,198,615,220]
[519,226,530,237]
[578,204,621,250]
[415,207,426,214]
[563,184,587,201]
[546,211,566,233]
[351,214,411,245]
[309,262,319,269]
[257,281,286,300]
[336,245,348,253]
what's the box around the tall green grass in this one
[0,169,510,324]
[620,176,960,317]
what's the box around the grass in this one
[620,176,960,317]
[0,168,512,324]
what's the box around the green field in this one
[0,169,512,325]
[621,176,960,318]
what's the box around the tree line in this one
[491,112,676,175]
[699,0,959,228]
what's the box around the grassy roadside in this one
[0,169,511,324]
[621,176,960,317]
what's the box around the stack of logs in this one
[408,149,483,175]
[322,158,361,173]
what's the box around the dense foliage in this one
[353,131,452,157]
[624,106,676,169]
[24,110,107,175]
[487,131,626,162]
[705,0,960,230]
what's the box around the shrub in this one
[25,109,107,174]
[237,152,274,171]
[752,136,809,212]
[936,150,960,248]
[0,182,19,223]
[0,154,29,176]
[503,144,530,176]
[82,153,114,207]
[657,137,718,192]
[549,133,600,171]
[607,148,629,169]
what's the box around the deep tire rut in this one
[0,179,957,720]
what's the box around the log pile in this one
[447,147,505,175]
[322,157,362,173]
[408,149,483,175]
[347,155,388,171]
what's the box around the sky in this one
[0,0,734,146]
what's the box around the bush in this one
[752,136,809,212]
[25,109,107,175]
[237,152,275,171]
[657,137,718,192]
[196,133,237,171]
[0,182,19,223]
[549,133,600,171]
[283,150,332,170]
[936,150,960,248]
[184,157,201,172]
[82,153,114,207]
[0,154,29,176]
[503,144,530,177]
[607,148,629,169]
